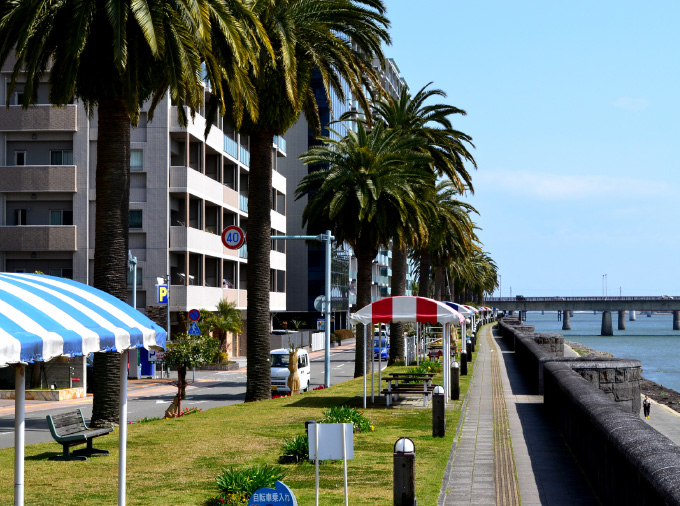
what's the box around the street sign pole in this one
[270,233,335,388]
[324,230,332,388]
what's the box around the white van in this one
[270,348,311,393]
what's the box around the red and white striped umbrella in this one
[350,296,463,325]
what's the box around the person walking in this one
[643,395,652,419]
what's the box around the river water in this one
[519,311,680,392]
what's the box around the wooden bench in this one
[46,409,113,461]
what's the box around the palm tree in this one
[296,122,435,377]
[354,83,478,360]
[211,0,390,401]
[431,183,478,301]
[0,0,261,425]
[203,299,244,358]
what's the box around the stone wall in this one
[543,361,680,504]
[497,319,641,412]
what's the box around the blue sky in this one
[387,1,680,296]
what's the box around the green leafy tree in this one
[297,123,435,377]
[163,333,219,411]
[0,0,262,426]
[210,0,390,401]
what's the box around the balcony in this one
[0,225,76,251]
[274,136,286,154]
[239,146,250,167]
[169,166,224,203]
[0,105,77,132]
[0,165,76,192]
[170,226,236,257]
[224,136,238,159]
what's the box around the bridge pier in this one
[601,311,613,336]
[618,311,625,330]
[562,310,571,330]
[629,310,636,321]
[674,311,680,331]
[647,311,652,317]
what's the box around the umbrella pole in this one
[119,350,128,506]
[363,326,367,409]
[14,364,25,506]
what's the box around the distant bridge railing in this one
[486,296,679,302]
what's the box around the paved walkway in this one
[441,325,598,505]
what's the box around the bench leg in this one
[49,444,87,461]
[72,439,110,457]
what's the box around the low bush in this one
[320,405,374,433]
[210,464,286,505]
[279,434,309,464]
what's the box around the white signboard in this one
[308,422,353,460]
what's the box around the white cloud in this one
[477,170,672,201]
[613,97,649,112]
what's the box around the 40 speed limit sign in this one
[221,225,246,249]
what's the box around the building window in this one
[15,151,26,166]
[48,268,73,279]
[49,210,73,225]
[50,150,73,165]
[127,267,143,286]
[130,150,143,171]
[14,209,27,225]
[129,210,143,228]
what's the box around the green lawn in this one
[0,353,475,505]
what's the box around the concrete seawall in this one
[496,317,679,504]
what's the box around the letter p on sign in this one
[157,285,169,304]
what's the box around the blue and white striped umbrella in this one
[0,272,166,366]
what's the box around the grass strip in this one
[0,359,474,505]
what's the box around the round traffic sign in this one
[221,225,246,249]
[188,309,201,321]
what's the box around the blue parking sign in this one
[157,284,169,304]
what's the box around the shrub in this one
[334,329,354,341]
[320,405,374,433]
[279,434,309,463]
[212,464,286,505]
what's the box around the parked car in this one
[374,338,389,360]
[270,348,310,393]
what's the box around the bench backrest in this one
[47,409,88,437]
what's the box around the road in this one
[0,342,381,450]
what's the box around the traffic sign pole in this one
[271,232,334,388]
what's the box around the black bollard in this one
[466,339,472,361]
[451,362,460,400]
[432,386,446,437]
[460,350,468,375]
[393,438,416,506]
[470,334,475,353]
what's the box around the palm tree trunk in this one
[433,265,443,301]
[389,244,407,364]
[354,249,376,378]
[245,130,273,402]
[418,250,431,298]
[91,97,130,428]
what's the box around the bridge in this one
[484,296,680,335]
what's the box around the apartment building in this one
[0,63,287,357]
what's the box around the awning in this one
[462,304,479,314]
[350,296,463,325]
[350,296,462,409]
[0,273,165,366]
[0,273,166,505]
[442,302,472,321]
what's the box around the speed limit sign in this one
[221,225,246,249]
